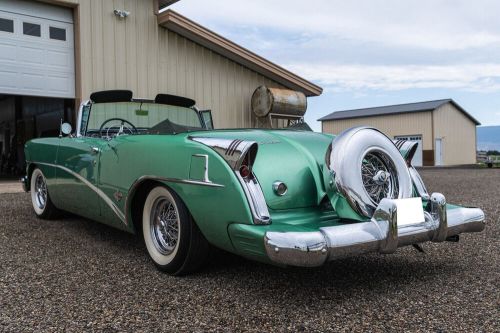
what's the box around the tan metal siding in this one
[39,0,286,128]
[433,103,477,165]
[322,112,434,150]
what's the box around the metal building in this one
[319,99,480,166]
[0,0,322,176]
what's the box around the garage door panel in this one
[0,70,17,89]
[47,75,73,94]
[18,46,45,64]
[22,73,45,91]
[0,42,16,60]
[0,1,74,98]
[47,50,70,68]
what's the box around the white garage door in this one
[394,135,423,167]
[0,0,74,98]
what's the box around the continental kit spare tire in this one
[328,126,413,218]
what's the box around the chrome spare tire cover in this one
[328,126,412,218]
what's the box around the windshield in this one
[82,101,203,137]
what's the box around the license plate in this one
[394,197,425,226]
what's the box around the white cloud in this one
[171,0,500,51]
[285,63,500,92]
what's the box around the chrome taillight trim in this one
[190,137,258,172]
[409,166,430,200]
[237,174,271,225]
[191,137,270,225]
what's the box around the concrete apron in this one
[0,181,24,194]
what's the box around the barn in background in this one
[319,99,480,166]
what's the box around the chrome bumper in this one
[264,193,485,267]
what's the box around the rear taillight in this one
[239,165,251,178]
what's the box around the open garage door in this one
[0,0,75,98]
[394,135,423,167]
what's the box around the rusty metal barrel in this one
[251,86,307,118]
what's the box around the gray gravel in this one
[0,168,499,332]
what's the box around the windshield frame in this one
[76,100,208,137]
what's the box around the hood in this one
[190,129,333,210]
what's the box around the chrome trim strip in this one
[409,166,430,200]
[31,160,224,229]
[264,192,485,267]
[190,137,257,171]
[190,136,268,225]
[33,161,126,224]
[236,173,271,225]
[76,100,91,137]
[124,175,225,228]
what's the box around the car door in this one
[53,136,106,220]
[95,135,133,229]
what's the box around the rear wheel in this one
[142,186,209,275]
[30,168,59,219]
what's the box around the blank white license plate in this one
[394,197,425,226]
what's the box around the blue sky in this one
[169,0,500,131]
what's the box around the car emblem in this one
[373,170,390,185]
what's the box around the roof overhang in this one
[157,10,322,97]
[158,0,180,10]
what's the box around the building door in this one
[0,0,75,98]
[435,138,443,166]
[394,135,423,166]
[0,1,75,176]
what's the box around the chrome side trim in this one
[33,161,126,224]
[265,192,485,267]
[192,154,211,183]
[124,175,224,229]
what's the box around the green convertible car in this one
[22,90,485,275]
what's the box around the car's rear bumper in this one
[264,193,485,267]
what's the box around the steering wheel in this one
[99,118,138,138]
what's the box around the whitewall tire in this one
[30,168,58,219]
[142,185,209,275]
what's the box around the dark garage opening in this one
[0,95,74,178]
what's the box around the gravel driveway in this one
[0,168,499,332]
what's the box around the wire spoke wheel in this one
[150,197,180,255]
[361,151,399,205]
[34,173,48,209]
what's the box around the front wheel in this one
[142,186,209,275]
[30,168,59,219]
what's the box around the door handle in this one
[91,147,100,154]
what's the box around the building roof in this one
[157,10,323,97]
[318,99,481,125]
[158,0,180,10]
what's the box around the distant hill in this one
[477,126,500,151]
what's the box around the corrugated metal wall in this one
[433,103,477,165]
[321,111,434,149]
[48,0,285,128]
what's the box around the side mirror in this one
[61,122,73,136]
[200,110,214,130]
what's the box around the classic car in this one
[21,90,486,275]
